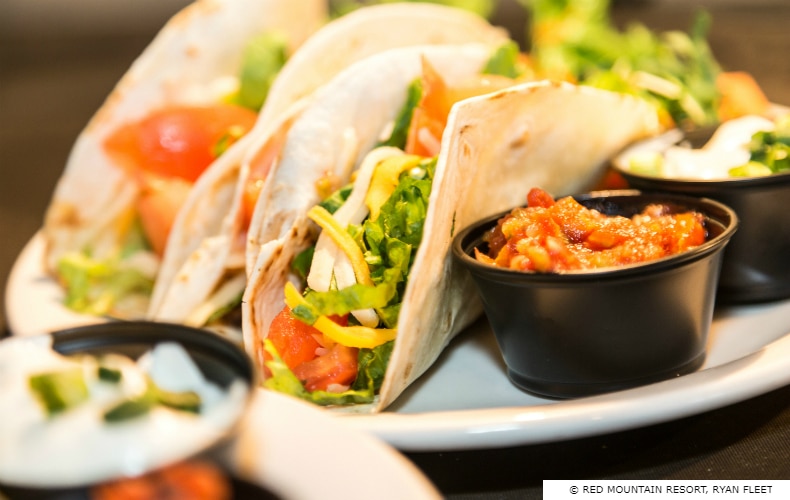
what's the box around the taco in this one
[242,36,660,411]
[41,1,507,333]
[41,0,327,323]
[145,3,508,334]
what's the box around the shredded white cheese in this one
[306,147,406,327]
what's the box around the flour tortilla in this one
[147,3,508,326]
[245,76,659,412]
[242,43,498,377]
[380,81,660,411]
[42,0,326,319]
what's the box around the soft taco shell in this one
[148,3,508,325]
[377,80,660,411]
[249,79,660,413]
[242,43,498,375]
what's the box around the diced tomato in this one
[104,104,258,183]
[267,307,357,391]
[405,59,517,157]
[91,460,230,500]
[405,58,454,157]
[526,187,555,209]
[293,343,359,392]
[592,168,629,190]
[135,174,192,256]
[267,306,322,371]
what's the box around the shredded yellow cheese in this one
[314,316,396,349]
[307,206,372,286]
[365,155,422,221]
[282,282,395,349]
[283,281,304,310]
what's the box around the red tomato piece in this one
[104,104,258,183]
[527,187,556,209]
[267,306,322,371]
[91,460,230,500]
[405,57,454,157]
[135,174,192,256]
[293,343,359,392]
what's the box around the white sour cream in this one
[621,115,775,179]
[0,336,248,488]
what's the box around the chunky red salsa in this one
[477,188,707,272]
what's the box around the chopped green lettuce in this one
[267,157,435,405]
[29,369,89,416]
[521,0,722,128]
[482,41,529,79]
[318,184,353,214]
[232,31,289,111]
[58,253,154,316]
[351,341,393,394]
[204,291,244,325]
[291,246,316,283]
[293,158,435,328]
[291,281,397,325]
[57,217,155,316]
[730,116,790,176]
[377,78,422,150]
[262,340,380,405]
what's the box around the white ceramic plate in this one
[8,233,790,452]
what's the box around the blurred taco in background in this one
[145,3,509,335]
[523,0,769,129]
[41,0,508,335]
[242,39,659,411]
[42,0,327,323]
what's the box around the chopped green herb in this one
[152,386,201,414]
[97,366,123,383]
[29,369,89,416]
[103,397,153,423]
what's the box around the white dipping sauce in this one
[621,115,775,179]
[0,335,249,488]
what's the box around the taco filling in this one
[55,32,290,322]
[261,49,526,405]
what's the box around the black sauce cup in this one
[612,167,790,304]
[452,191,738,399]
[0,321,267,499]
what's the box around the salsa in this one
[477,188,707,272]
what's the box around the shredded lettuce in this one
[293,283,397,324]
[730,116,790,176]
[522,0,722,128]
[291,246,316,283]
[232,31,289,111]
[263,339,387,406]
[204,291,244,325]
[318,184,353,214]
[377,78,422,150]
[482,41,529,79]
[268,157,435,404]
[57,218,155,316]
[300,157,435,328]
[57,253,154,316]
